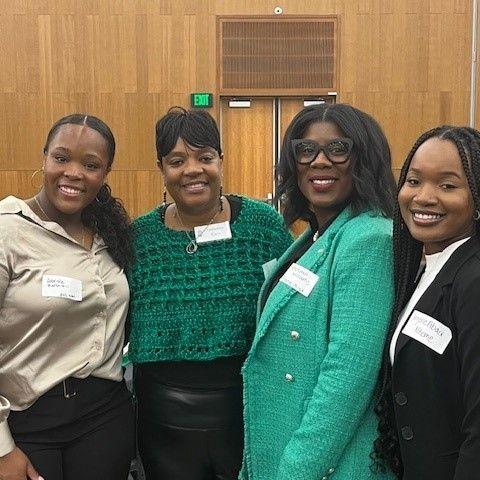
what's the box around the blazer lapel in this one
[253,207,354,344]
[255,226,312,326]
[394,288,444,357]
[395,237,480,359]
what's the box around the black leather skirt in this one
[134,365,244,479]
[135,366,243,429]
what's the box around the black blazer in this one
[392,236,480,480]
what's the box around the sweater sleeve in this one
[262,204,294,259]
[452,266,480,479]
[276,224,394,480]
[0,228,15,457]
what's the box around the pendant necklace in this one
[33,196,86,248]
[175,200,222,255]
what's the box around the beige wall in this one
[0,0,475,217]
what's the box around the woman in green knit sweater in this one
[127,107,292,480]
[241,104,397,480]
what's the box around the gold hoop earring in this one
[31,169,43,189]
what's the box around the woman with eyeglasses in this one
[240,104,397,480]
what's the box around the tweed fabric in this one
[241,208,395,480]
[128,196,293,363]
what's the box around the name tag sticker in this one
[402,310,452,354]
[262,258,277,279]
[42,275,83,302]
[194,221,232,244]
[280,263,319,297]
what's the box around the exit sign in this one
[191,93,213,108]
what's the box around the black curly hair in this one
[43,113,134,269]
[373,125,480,478]
[276,103,396,226]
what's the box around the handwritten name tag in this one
[280,263,319,297]
[402,310,452,354]
[42,275,83,302]
[194,221,232,244]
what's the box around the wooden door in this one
[220,97,274,201]
[279,98,305,139]
[279,98,310,236]
[220,97,333,236]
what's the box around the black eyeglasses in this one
[292,138,353,165]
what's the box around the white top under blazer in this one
[389,236,470,364]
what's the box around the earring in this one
[475,210,480,221]
[162,186,167,207]
[30,169,43,189]
[219,185,223,212]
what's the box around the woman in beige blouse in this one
[0,114,134,480]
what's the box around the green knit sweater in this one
[128,196,293,363]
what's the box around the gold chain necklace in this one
[174,199,223,255]
[34,196,86,248]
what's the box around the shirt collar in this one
[0,195,106,252]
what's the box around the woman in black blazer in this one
[373,126,480,480]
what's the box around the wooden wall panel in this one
[108,170,163,218]
[146,15,172,93]
[0,171,40,202]
[0,0,474,219]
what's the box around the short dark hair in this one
[276,103,396,225]
[155,107,222,161]
[373,125,480,477]
[42,113,133,268]
[44,113,115,166]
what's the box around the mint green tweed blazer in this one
[241,208,395,480]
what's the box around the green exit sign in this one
[191,93,213,108]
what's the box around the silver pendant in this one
[186,240,198,254]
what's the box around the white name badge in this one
[280,263,319,297]
[402,310,452,354]
[42,275,83,302]
[194,221,232,244]
[262,258,278,279]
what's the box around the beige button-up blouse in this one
[0,196,129,456]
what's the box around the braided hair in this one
[372,125,480,477]
[44,114,134,269]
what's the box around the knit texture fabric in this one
[240,209,395,480]
[128,196,293,363]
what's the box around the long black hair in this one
[155,107,222,160]
[44,113,134,269]
[276,103,396,225]
[373,125,480,477]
